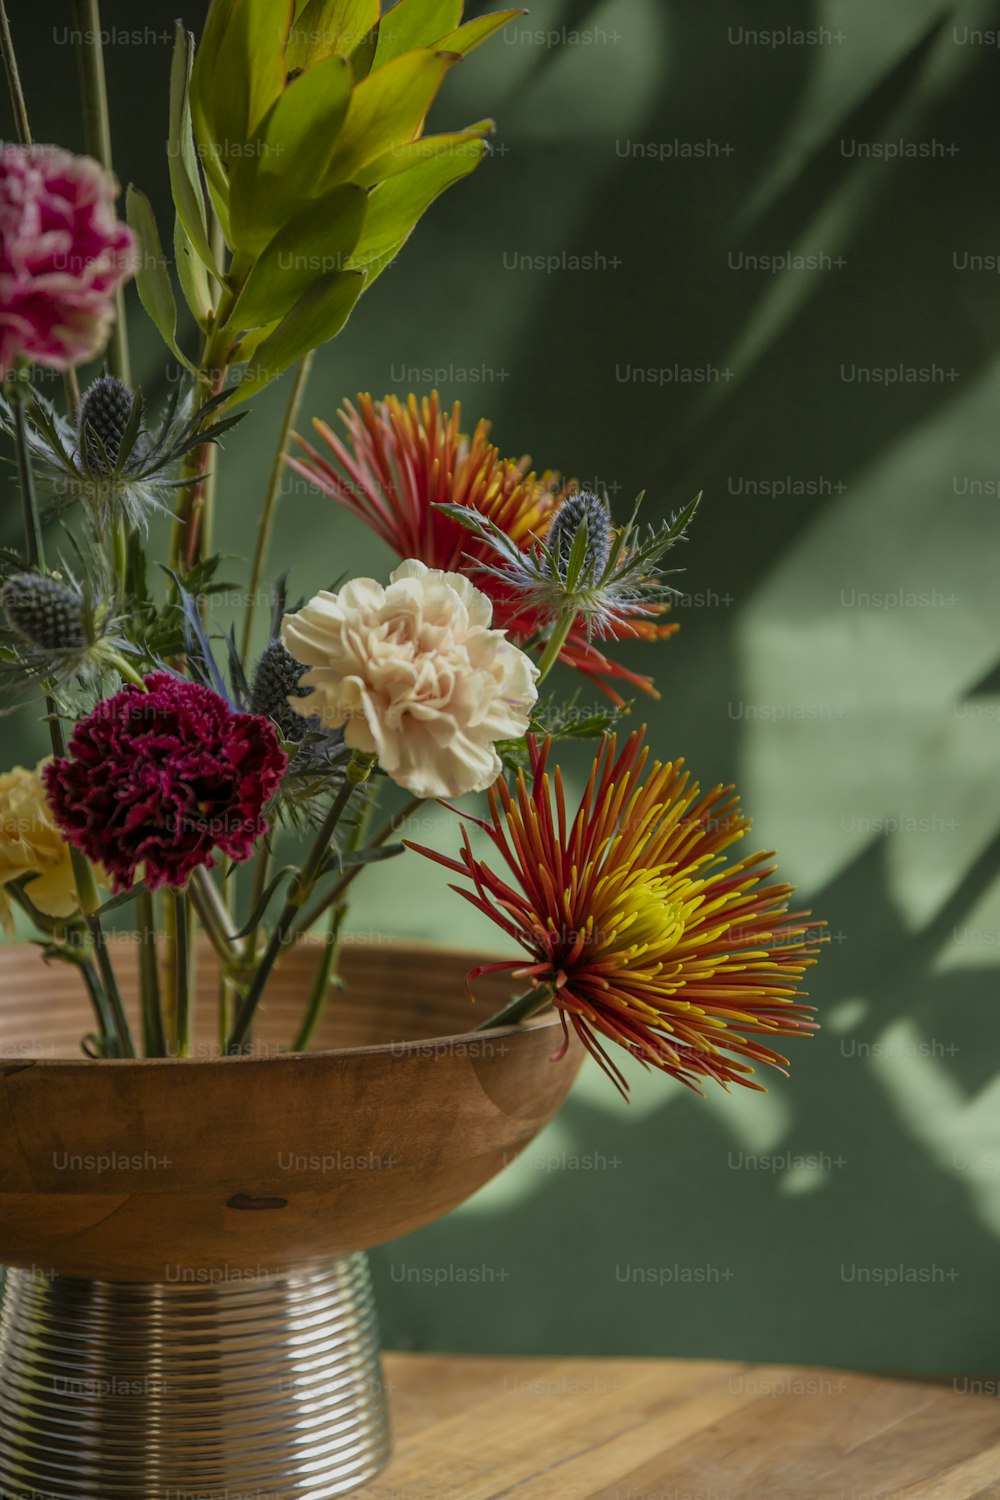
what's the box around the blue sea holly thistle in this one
[0,376,243,533]
[440,487,701,681]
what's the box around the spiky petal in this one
[287,392,677,702]
[409,729,822,1097]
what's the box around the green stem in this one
[169,272,240,576]
[51,934,116,1057]
[78,951,114,1055]
[136,889,165,1058]
[170,360,227,574]
[476,983,554,1031]
[71,0,131,595]
[291,903,346,1053]
[226,753,374,1052]
[535,607,579,685]
[188,865,247,978]
[291,794,423,939]
[171,889,192,1057]
[71,0,129,387]
[245,837,273,959]
[293,756,373,905]
[0,0,31,143]
[103,649,147,691]
[63,368,81,419]
[287,789,375,1051]
[240,352,314,665]
[7,884,83,939]
[9,370,135,1059]
[54,722,132,1057]
[161,889,178,1051]
[9,904,115,1054]
[9,377,42,567]
[86,912,136,1057]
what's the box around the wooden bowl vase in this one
[0,941,584,1500]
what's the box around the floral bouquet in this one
[0,0,822,1096]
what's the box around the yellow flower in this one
[411,729,822,1097]
[0,761,78,935]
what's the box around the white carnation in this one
[281,560,539,799]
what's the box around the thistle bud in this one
[2,573,86,652]
[250,639,315,743]
[547,490,612,583]
[77,374,134,475]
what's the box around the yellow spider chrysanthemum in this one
[412,729,822,1097]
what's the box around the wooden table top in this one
[367,1353,1000,1499]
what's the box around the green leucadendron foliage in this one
[127,0,519,405]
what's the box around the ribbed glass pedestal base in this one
[0,1254,390,1500]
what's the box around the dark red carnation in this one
[43,673,287,892]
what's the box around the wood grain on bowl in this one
[0,942,584,1282]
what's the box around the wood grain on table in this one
[368,1353,1000,1499]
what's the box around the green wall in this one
[8,0,1000,1377]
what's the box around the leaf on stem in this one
[223,271,366,407]
[227,185,367,328]
[168,23,217,275]
[285,0,379,72]
[437,10,525,56]
[347,142,488,284]
[372,0,462,67]
[125,188,198,374]
[228,53,355,252]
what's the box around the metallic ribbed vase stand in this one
[0,1254,390,1500]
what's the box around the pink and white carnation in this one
[282,560,540,800]
[0,144,137,377]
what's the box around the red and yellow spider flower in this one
[287,391,679,702]
[409,729,821,1097]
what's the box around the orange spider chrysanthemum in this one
[287,392,678,702]
[409,730,822,1097]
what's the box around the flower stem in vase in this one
[225,751,375,1053]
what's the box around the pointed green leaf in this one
[168,23,216,275]
[190,0,291,214]
[437,9,524,56]
[228,185,367,328]
[322,48,455,187]
[352,119,494,188]
[347,138,488,283]
[565,517,590,590]
[348,23,380,78]
[374,0,462,68]
[230,0,293,138]
[115,387,146,470]
[286,0,380,71]
[224,271,366,407]
[231,865,297,936]
[337,841,406,868]
[126,187,198,373]
[174,215,212,327]
[232,319,281,363]
[94,883,150,918]
[189,0,238,143]
[228,53,354,252]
